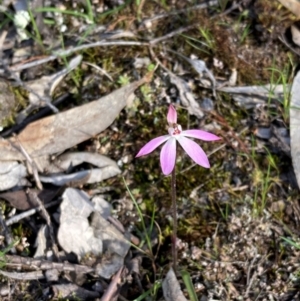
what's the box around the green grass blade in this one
[181,269,198,301]
[132,280,162,301]
[281,237,300,249]
[34,7,89,19]
[123,177,153,255]
[85,0,94,23]
[0,240,18,269]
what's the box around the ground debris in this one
[162,268,188,301]
[47,283,100,300]
[4,254,94,274]
[0,75,149,161]
[290,70,300,189]
[0,269,44,280]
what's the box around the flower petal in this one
[177,136,210,168]
[160,137,177,175]
[136,135,170,157]
[181,129,220,141]
[167,104,177,124]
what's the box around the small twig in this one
[107,216,140,246]
[210,185,249,194]
[245,253,269,300]
[5,254,94,274]
[27,190,60,261]
[14,135,43,190]
[100,266,124,301]
[5,200,60,226]
[142,1,218,24]
[149,25,196,45]
[54,41,148,57]
[211,1,244,19]
[149,46,172,74]
[83,61,113,82]
[278,33,300,57]
[0,214,16,254]
[9,41,148,72]
[133,271,144,296]
[245,249,258,297]
[0,270,44,280]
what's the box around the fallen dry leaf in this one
[0,188,61,210]
[54,152,120,171]
[0,74,150,162]
[0,161,28,190]
[162,268,188,301]
[278,0,300,18]
[218,84,287,109]
[57,188,103,259]
[39,166,121,186]
[34,225,49,259]
[37,152,121,186]
[169,73,204,118]
[57,188,129,279]
[91,211,130,258]
[290,70,300,188]
[291,23,300,46]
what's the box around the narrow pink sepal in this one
[160,137,176,175]
[177,136,210,168]
[167,105,177,124]
[136,135,170,157]
[181,129,220,141]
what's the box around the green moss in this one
[0,85,28,128]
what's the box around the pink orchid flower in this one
[136,105,220,175]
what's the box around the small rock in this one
[200,98,214,111]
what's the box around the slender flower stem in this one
[171,167,177,272]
